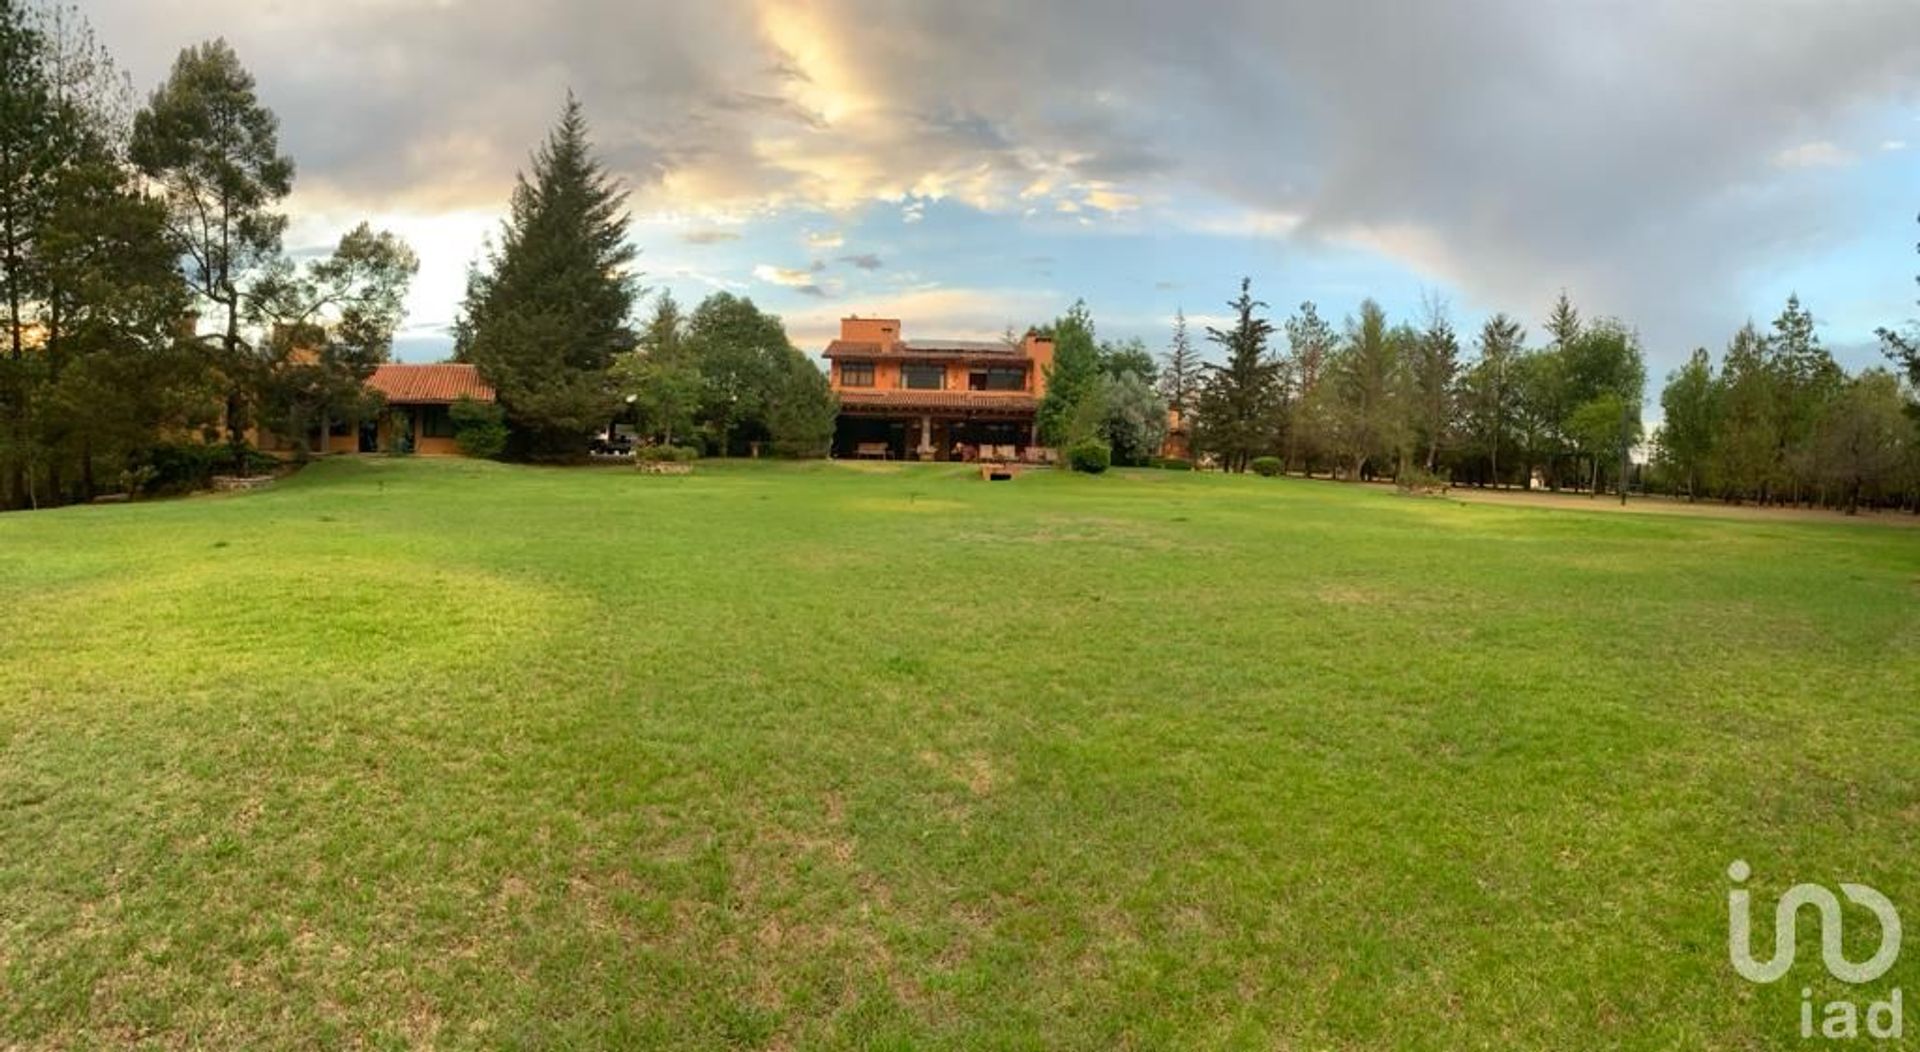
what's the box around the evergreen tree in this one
[1656,348,1718,501]
[1196,278,1281,472]
[1283,301,1337,473]
[1158,308,1202,415]
[1461,313,1525,486]
[611,293,701,447]
[131,39,294,461]
[1545,290,1581,349]
[1035,299,1100,446]
[1325,300,1411,481]
[456,94,637,457]
[1,1,55,504]
[766,352,836,458]
[1767,293,1843,503]
[1710,322,1777,502]
[1409,296,1460,473]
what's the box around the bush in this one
[450,398,508,458]
[136,442,222,495]
[1395,466,1450,495]
[1068,438,1112,474]
[1158,457,1193,471]
[131,442,278,495]
[1251,456,1285,477]
[635,444,699,463]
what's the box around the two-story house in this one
[823,317,1054,460]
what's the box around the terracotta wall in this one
[1024,334,1054,399]
[831,357,1039,394]
[839,317,901,346]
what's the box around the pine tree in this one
[1711,322,1778,502]
[1035,299,1100,446]
[1283,301,1336,473]
[457,94,637,457]
[1545,290,1581,349]
[131,39,294,462]
[1325,299,1409,481]
[1657,348,1719,501]
[1158,308,1201,414]
[1463,313,1524,487]
[1410,296,1460,473]
[1197,278,1282,473]
[1767,293,1843,504]
[0,1,55,504]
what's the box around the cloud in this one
[83,0,1920,361]
[804,230,845,249]
[839,253,884,270]
[778,285,1063,350]
[681,229,742,244]
[753,261,833,297]
[1883,139,1910,151]
[1772,141,1856,169]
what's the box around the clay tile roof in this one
[367,363,495,405]
[824,340,886,357]
[835,389,1038,413]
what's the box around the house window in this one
[839,361,875,387]
[902,363,945,390]
[420,406,457,439]
[969,366,1027,391]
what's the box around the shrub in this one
[1251,456,1284,477]
[1068,438,1112,474]
[131,442,278,495]
[1158,457,1193,472]
[635,444,699,463]
[450,398,509,459]
[136,442,222,495]
[1395,466,1450,495]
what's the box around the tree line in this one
[0,2,836,511]
[0,2,418,510]
[1148,271,1920,514]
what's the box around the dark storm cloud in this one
[85,0,1920,353]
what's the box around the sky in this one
[84,0,1920,392]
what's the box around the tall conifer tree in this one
[457,94,637,456]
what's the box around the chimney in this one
[839,316,903,349]
[1022,330,1055,397]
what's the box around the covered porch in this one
[834,411,1039,462]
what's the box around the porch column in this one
[918,415,933,460]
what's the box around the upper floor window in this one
[839,360,875,387]
[902,363,945,390]
[968,366,1027,391]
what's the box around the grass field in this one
[2,458,1917,1049]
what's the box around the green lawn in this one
[2,458,1916,1049]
